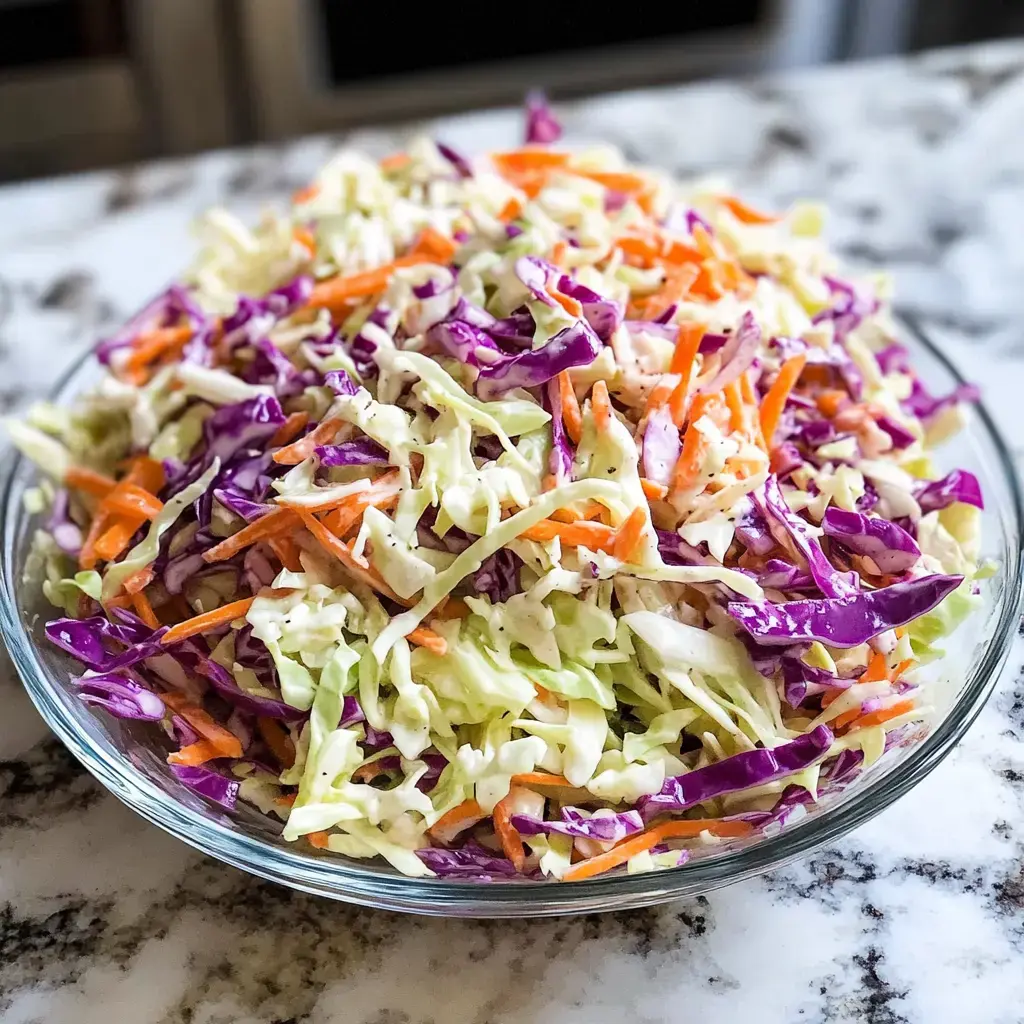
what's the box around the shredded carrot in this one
[891,658,915,681]
[104,482,164,521]
[78,512,112,571]
[720,195,779,225]
[203,507,298,563]
[257,718,296,769]
[94,519,142,563]
[122,566,155,595]
[267,534,304,572]
[563,817,754,882]
[574,169,649,193]
[406,626,448,656]
[271,417,343,465]
[612,507,647,563]
[667,335,708,429]
[816,389,849,418]
[315,472,402,528]
[122,325,192,380]
[672,420,711,494]
[492,792,527,872]
[269,411,310,449]
[296,510,406,604]
[551,241,568,268]
[850,699,916,731]
[65,466,117,499]
[428,799,483,840]
[160,598,256,648]
[124,456,166,494]
[306,255,434,312]
[591,379,612,431]
[491,149,569,173]
[497,197,522,223]
[432,597,470,620]
[412,225,457,263]
[563,830,663,881]
[557,371,583,444]
[640,478,669,502]
[519,518,617,552]
[380,152,411,172]
[550,501,608,524]
[293,226,317,255]
[669,322,706,378]
[759,353,808,447]
[724,380,746,434]
[550,288,583,318]
[292,183,320,204]
[858,651,889,684]
[131,590,160,629]
[168,740,221,767]
[307,831,331,850]
[509,772,573,788]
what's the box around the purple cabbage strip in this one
[821,507,921,574]
[555,275,624,341]
[436,141,473,178]
[511,808,643,843]
[727,573,964,648]
[73,672,165,721]
[46,616,168,673]
[315,437,391,467]
[699,311,761,394]
[544,376,574,483]
[476,320,602,400]
[324,368,359,396]
[756,475,859,599]
[524,91,562,145]
[642,406,682,487]
[416,845,519,878]
[914,469,984,514]
[636,726,835,822]
[169,763,240,809]
[474,548,523,604]
[48,489,83,556]
[203,395,285,464]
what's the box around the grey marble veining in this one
[1,40,1023,1024]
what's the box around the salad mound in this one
[11,95,987,882]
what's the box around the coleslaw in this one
[10,95,988,882]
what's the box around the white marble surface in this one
[1,40,1024,1024]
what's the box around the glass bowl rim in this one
[2,315,1021,917]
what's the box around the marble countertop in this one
[2,39,1023,1024]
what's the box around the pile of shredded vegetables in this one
[11,95,988,882]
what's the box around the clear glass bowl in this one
[2,318,1021,917]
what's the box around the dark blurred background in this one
[1,0,1022,183]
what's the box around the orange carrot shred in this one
[269,411,311,449]
[292,184,320,204]
[850,699,916,731]
[131,590,160,629]
[104,483,164,521]
[293,226,317,255]
[266,534,304,573]
[406,626,448,656]
[379,152,410,172]
[612,507,647,563]
[296,510,407,604]
[428,799,483,841]
[640,478,669,501]
[271,417,343,465]
[509,772,573,788]
[160,598,256,648]
[497,197,522,223]
[412,225,457,263]
[557,371,583,443]
[65,466,117,499]
[591,379,612,431]
[122,566,155,596]
[519,518,617,552]
[307,831,331,850]
[202,507,299,563]
[720,195,779,225]
[760,354,807,447]
[94,518,144,563]
[550,289,583,318]
[492,793,527,872]
[168,740,221,767]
